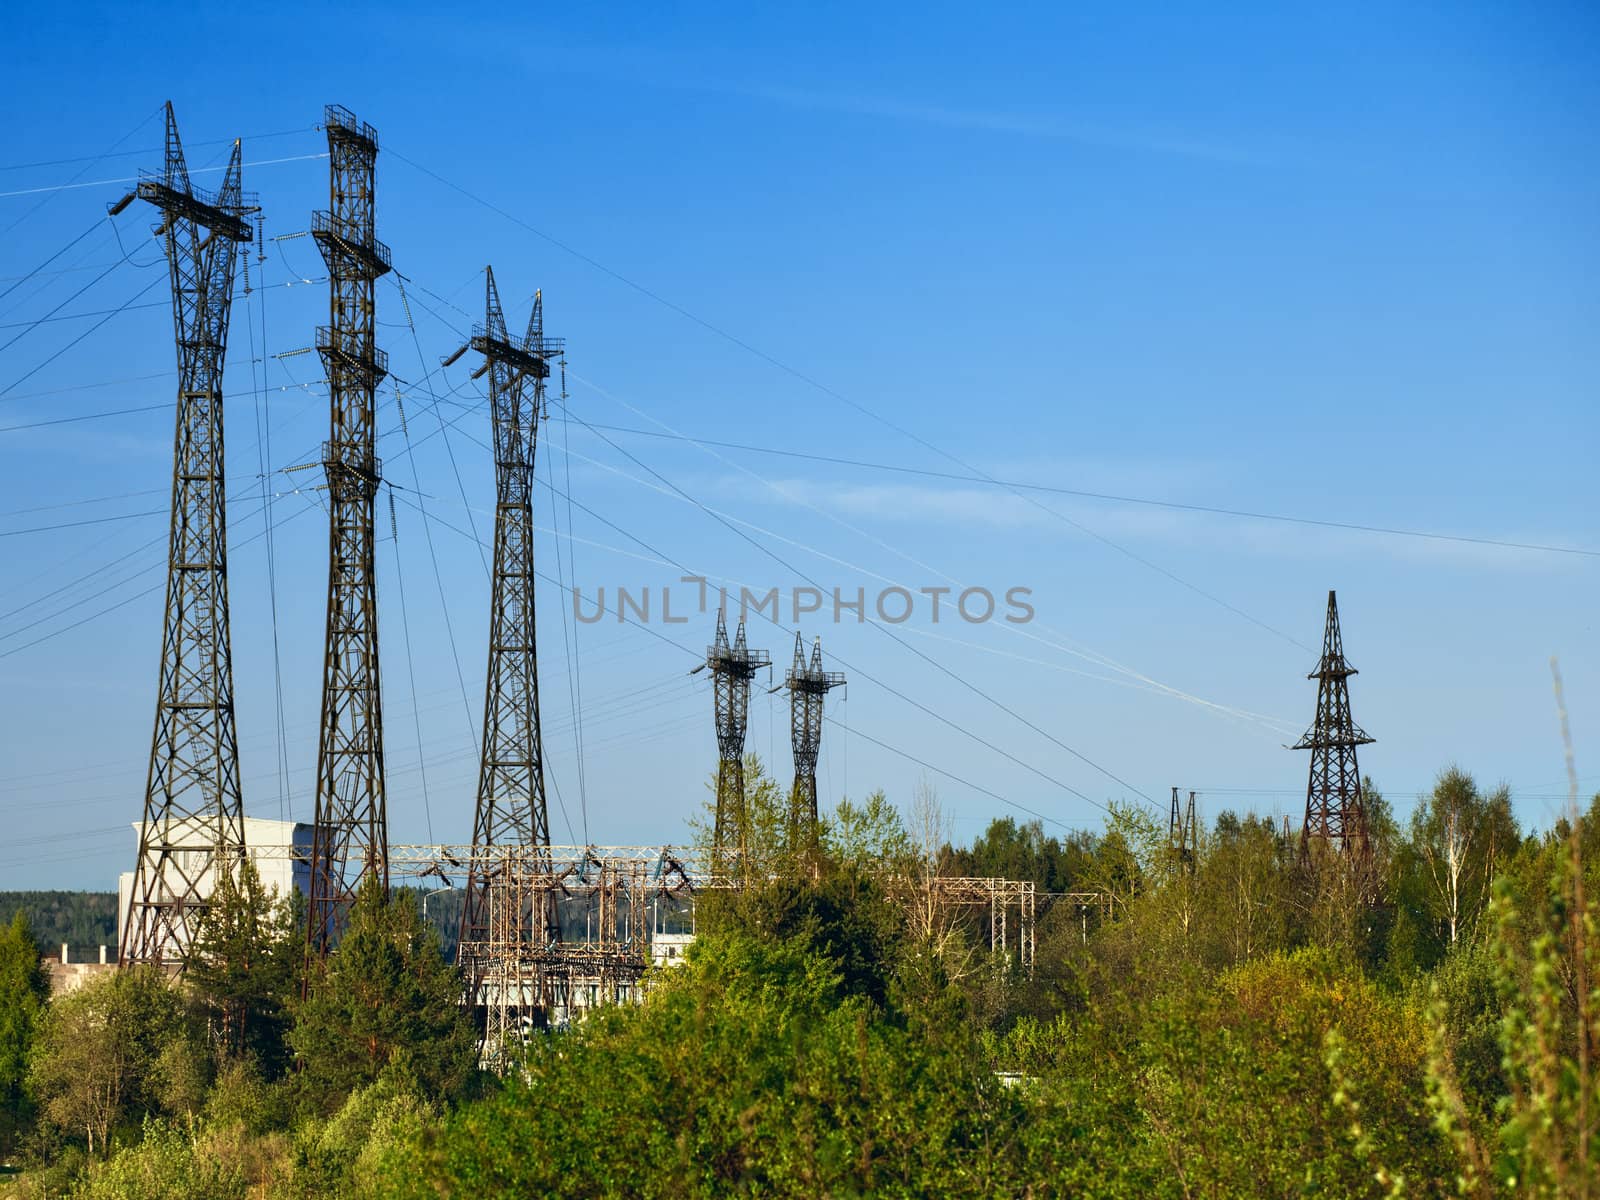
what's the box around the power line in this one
[0,508,165,537]
[554,373,1300,739]
[0,152,330,200]
[0,273,167,401]
[0,213,113,303]
[0,493,316,660]
[554,404,1147,812]
[407,288,1293,742]
[572,421,1600,561]
[1,106,161,240]
[387,146,1311,653]
[0,403,167,433]
[396,460,1129,821]
[0,126,317,174]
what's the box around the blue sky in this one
[1,2,1596,889]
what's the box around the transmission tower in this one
[454,270,565,971]
[1295,590,1374,863]
[306,106,393,955]
[781,633,844,851]
[697,610,769,863]
[1168,787,1197,869]
[113,104,257,968]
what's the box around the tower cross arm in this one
[1292,723,1375,751]
[706,645,772,679]
[133,178,257,242]
[785,668,846,693]
[469,326,562,380]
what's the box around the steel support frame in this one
[121,104,256,968]
[783,633,844,849]
[1295,590,1375,863]
[460,271,565,1005]
[706,611,768,862]
[307,105,393,955]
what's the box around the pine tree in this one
[289,879,476,1113]
[183,860,298,1074]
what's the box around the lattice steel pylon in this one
[1295,590,1375,863]
[781,633,844,851]
[456,270,565,981]
[115,105,257,968]
[1169,787,1197,870]
[701,610,769,863]
[306,106,393,955]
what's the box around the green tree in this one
[701,867,905,1009]
[1410,768,1520,952]
[371,932,1031,1198]
[288,880,476,1113]
[821,789,914,872]
[689,753,794,873]
[66,1117,247,1200]
[0,910,48,1157]
[27,966,205,1156]
[183,860,298,1073]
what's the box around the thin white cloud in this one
[707,80,1268,166]
[729,472,1586,572]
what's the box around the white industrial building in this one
[117,817,312,953]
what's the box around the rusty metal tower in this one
[306,106,393,954]
[114,104,257,968]
[781,633,844,849]
[1169,787,1197,870]
[699,610,769,861]
[455,270,565,968]
[1295,590,1374,862]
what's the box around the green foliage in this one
[0,911,49,1157]
[0,895,116,958]
[26,968,206,1157]
[700,867,905,1008]
[940,816,1089,892]
[1406,768,1521,956]
[372,933,1030,1198]
[288,880,475,1115]
[279,1074,433,1200]
[13,767,1600,1199]
[183,861,298,1074]
[822,790,914,871]
[65,1118,246,1200]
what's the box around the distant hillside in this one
[0,891,117,957]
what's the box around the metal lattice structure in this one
[700,610,769,861]
[456,270,565,991]
[1169,787,1197,869]
[116,104,257,968]
[1295,590,1374,862]
[249,840,1041,1060]
[781,633,844,848]
[307,105,393,955]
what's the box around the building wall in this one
[117,817,312,953]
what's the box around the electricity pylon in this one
[453,270,565,975]
[113,103,256,969]
[1168,787,1198,870]
[1295,590,1374,863]
[306,106,393,955]
[696,610,769,864]
[781,633,844,852]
